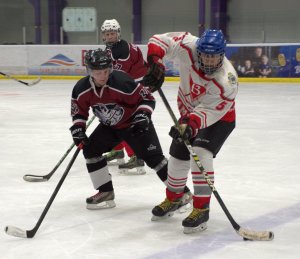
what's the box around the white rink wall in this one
[1,43,300,79]
[0,44,107,75]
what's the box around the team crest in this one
[139,87,150,98]
[71,102,79,116]
[228,72,237,85]
[93,103,124,126]
[189,75,206,101]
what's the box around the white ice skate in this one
[86,191,116,210]
[104,150,125,166]
[118,155,146,175]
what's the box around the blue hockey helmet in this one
[196,29,226,74]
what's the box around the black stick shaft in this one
[26,146,82,238]
[157,88,240,231]
[0,71,31,85]
[24,115,95,181]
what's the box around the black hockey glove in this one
[70,124,89,146]
[129,111,151,136]
[142,55,165,92]
[169,117,198,142]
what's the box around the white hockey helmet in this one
[101,19,121,45]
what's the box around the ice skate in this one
[104,150,125,165]
[177,186,193,213]
[182,207,209,234]
[118,155,146,175]
[151,198,181,221]
[86,191,116,210]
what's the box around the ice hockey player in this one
[100,18,148,175]
[69,48,192,210]
[143,29,238,234]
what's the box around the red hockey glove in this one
[143,55,165,92]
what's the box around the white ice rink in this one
[1,79,300,259]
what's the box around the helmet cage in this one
[101,19,121,47]
[196,30,226,75]
[198,52,225,75]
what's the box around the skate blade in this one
[183,222,207,234]
[151,211,174,221]
[107,158,125,166]
[86,200,116,210]
[118,167,146,175]
[177,202,193,214]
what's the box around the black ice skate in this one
[104,150,125,165]
[151,198,181,221]
[182,207,209,234]
[86,191,116,210]
[118,155,146,175]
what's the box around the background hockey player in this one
[143,30,238,234]
[70,48,191,210]
[100,19,148,174]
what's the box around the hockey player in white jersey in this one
[143,29,238,234]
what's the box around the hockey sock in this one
[97,181,114,192]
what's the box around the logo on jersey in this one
[139,87,151,98]
[189,75,206,100]
[71,102,79,116]
[92,103,124,126]
[147,144,157,151]
[228,72,237,86]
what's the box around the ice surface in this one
[1,80,300,259]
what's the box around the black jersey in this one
[106,39,148,80]
[71,70,155,129]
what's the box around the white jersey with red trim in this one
[147,32,238,129]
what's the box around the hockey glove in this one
[70,124,89,146]
[143,55,165,92]
[129,111,151,136]
[169,116,198,142]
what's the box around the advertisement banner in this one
[27,45,101,76]
[0,44,299,78]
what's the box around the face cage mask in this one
[198,53,224,75]
[102,31,121,48]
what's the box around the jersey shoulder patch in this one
[227,72,238,86]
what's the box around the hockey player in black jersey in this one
[101,19,148,173]
[69,48,191,209]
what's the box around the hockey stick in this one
[5,144,83,238]
[23,115,96,182]
[0,72,41,86]
[157,88,274,241]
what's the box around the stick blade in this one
[5,225,28,238]
[26,77,42,86]
[238,228,274,241]
[23,174,48,182]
